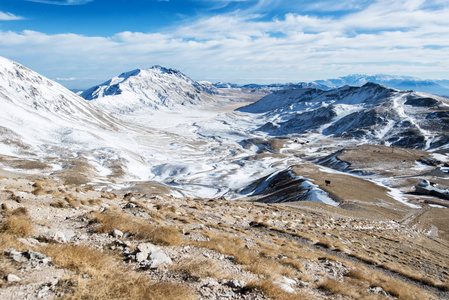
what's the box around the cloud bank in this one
[0,11,25,21]
[26,0,94,5]
[2,0,449,88]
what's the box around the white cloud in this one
[0,11,24,21]
[2,0,449,86]
[26,0,94,5]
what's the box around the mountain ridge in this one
[239,82,449,150]
[82,65,220,113]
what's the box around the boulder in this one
[148,250,172,268]
[7,274,21,282]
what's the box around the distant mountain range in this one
[215,74,449,97]
[238,82,449,150]
[315,74,449,97]
[1,55,449,199]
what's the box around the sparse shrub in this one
[246,280,310,300]
[50,200,66,208]
[318,278,359,298]
[10,207,28,217]
[88,199,102,206]
[171,257,229,279]
[0,215,33,237]
[43,244,197,299]
[1,203,10,212]
[91,210,182,246]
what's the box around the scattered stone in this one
[7,274,21,282]
[368,286,389,296]
[202,278,219,288]
[41,230,75,243]
[148,250,172,268]
[298,280,310,287]
[137,243,159,254]
[17,238,40,248]
[225,279,246,289]
[136,252,148,263]
[4,248,26,262]
[111,229,124,238]
[123,202,137,209]
[53,231,67,243]
[275,282,295,293]
[127,242,172,268]
[23,250,52,265]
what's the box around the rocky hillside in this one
[0,171,448,300]
[239,83,449,150]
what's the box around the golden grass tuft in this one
[42,244,197,300]
[171,256,229,279]
[194,232,296,280]
[10,207,28,217]
[0,262,14,288]
[0,215,33,237]
[247,280,311,300]
[318,278,359,298]
[50,200,67,208]
[1,203,10,212]
[91,209,182,246]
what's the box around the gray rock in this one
[202,278,219,287]
[135,252,148,263]
[17,238,40,247]
[148,250,172,268]
[53,231,67,243]
[136,243,159,255]
[62,230,76,242]
[23,250,52,264]
[41,230,75,243]
[368,286,389,296]
[226,279,246,289]
[111,229,124,238]
[7,274,21,282]
[4,248,26,262]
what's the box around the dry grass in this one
[9,207,28,217]
[194,232,296,280]
[171,256,229,279]
[50,200,66,208]
[346,265,438,299]
[42,244,197,300]
[0,215,33,237]
[0,261,14,288]
[318,278,360,298]
[91,209,182,246]
[247,280,311,300]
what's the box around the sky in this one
[1,0,449,89]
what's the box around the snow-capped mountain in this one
[0,56,119,157]
[239,83,449,150]
[316,74,449,97]
[0,57,290,198]
[82,66,220,113]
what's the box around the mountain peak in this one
[150,65,183,76]
[81,65,218,111]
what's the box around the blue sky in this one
[1,0,449,89]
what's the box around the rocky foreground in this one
[0,172,448,300]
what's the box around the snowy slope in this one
[0,56,121,156]
[239,83,449,149]
[82,66,220,113]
